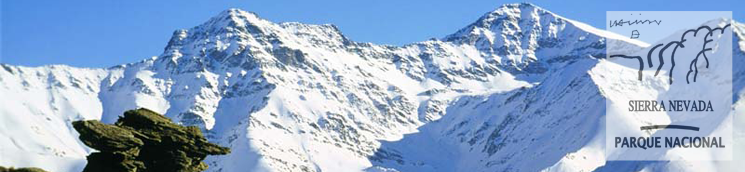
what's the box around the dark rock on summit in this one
[73,108,231,172]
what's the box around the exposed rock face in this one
[0,166,49,172]
[72,108,230,172]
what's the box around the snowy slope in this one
[368,18,744,172]
[1,3,743,172]
[0,65,107,171]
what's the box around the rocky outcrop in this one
[0,166,48,172]
[73,108,230,172]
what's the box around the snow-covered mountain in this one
[1,3,743,172]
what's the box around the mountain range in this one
[1,3,744,172]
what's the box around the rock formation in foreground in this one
[72,108,231,172]
[0,166,48,172]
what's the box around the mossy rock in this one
[73,108,230,172]
[0,166,49,172]
[72,120,144,152]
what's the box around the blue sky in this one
[1,0,741,67]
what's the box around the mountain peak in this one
[441,3,599,73]
[445,3,555,40]
[486,2,550,20]
[206,8,266,30]
[498,2,541,10]
[159,8,275,61]
[216,8,260,20]
[221,8,245,15]
[444,3,543,38]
